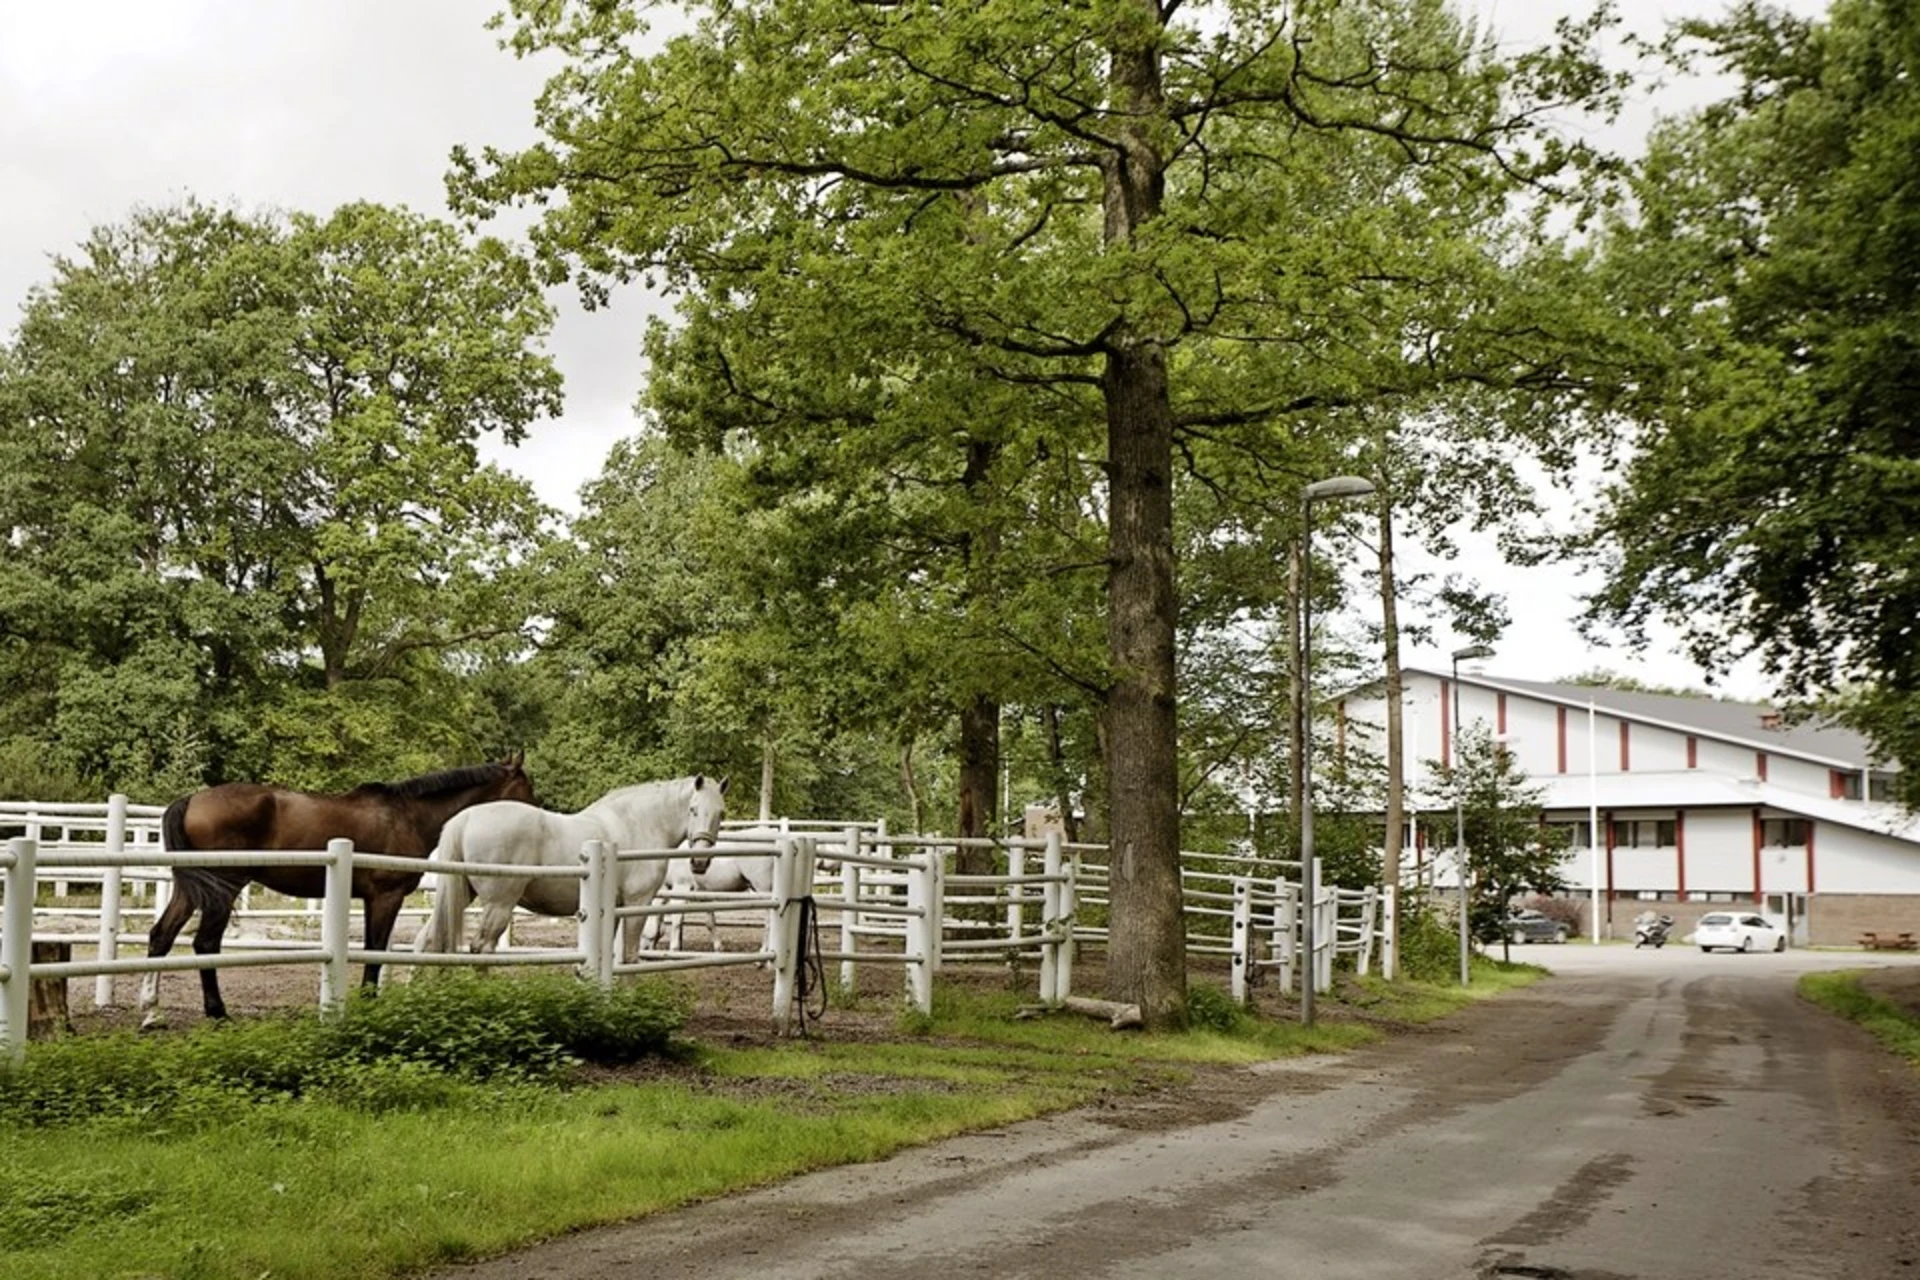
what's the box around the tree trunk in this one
[955,694,999,873]
[954,433,1000,873]
[1044,704,1081,844]
[759,736,776,823]
[1096,0,1185,1031]
[900,736,925,834]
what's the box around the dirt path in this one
[425,954,1920,1280]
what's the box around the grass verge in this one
[0,966,1535,1280]
[1799,970,1920,1065]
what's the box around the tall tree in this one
[0,201,558,793]
[456,0,1617,1025]
[1581,0,1920,797]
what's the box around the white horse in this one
[644,847,777,953]
[413,774,727,965]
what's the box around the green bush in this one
[0,975,691,1128]
[1396,899,1462,984]
[1185,982,1249,1034]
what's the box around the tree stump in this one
[28,941,73,1039]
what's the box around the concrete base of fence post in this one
[29,942,73,1039]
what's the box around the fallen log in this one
[1014,995,1143,1030]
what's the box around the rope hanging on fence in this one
[790,894,828,1036]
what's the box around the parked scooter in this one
[1634,911,1674,949]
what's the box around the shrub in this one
[1185,983,1249,1034]
[0,974,691,1128]
[1396,898,1462,984]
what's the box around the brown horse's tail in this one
[161,796,227,917]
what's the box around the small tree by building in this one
[1433,726,1568,962]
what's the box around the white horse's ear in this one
[718,776,730,795]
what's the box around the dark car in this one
[1506,909,1570,945]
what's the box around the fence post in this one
[96,793,129,1008]
[578,839,612,990]
[1380,884,1398,981]
[1314,858,1333,996]
[1058,849,1077,1002]
[319,839,353,1020]
[839,825,861,992]
[1039,832,1062,1005]
[928,845,945,976]
[770,837,798,1034]
[903,850,933,1017]
[1230,877,1252,1004]
[1356,888,1378,977]
[2,838,36,1066]
[1007,842,1025,965]
[1275,876,1296,995]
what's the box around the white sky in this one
[0,0,1828,703]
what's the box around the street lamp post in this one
[1298,475,1377,1027]
[1451,642,1495,986]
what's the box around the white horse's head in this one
[685,774,728,872]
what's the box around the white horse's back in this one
[414,774,727,962]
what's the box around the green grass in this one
[1799,970,1920,1065]
[0,969,1534,1280]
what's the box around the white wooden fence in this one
[1,798,1387,1063]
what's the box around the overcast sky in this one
[1,1,1827,703]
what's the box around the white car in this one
[1695,912,1786,953]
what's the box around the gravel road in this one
[427,945,1920,1280]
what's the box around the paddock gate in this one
[0,799,1391,1062]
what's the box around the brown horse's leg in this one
[139,885,200,1029]
[361,889,406,990]
[191,892,237,1020]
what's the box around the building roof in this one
[1405,668,1884,772]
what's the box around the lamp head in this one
[1451,642,1496,662]
[1302,475,1377,502]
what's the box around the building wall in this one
[1813,825,1920,895]
[1807,895,1920,946]
[1680,810,1756,893]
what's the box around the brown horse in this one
[139,754,536,1026]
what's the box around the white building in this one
[1337,668,1919,946]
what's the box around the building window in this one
[1612,819,1677,848]
[1546,820,1591,849]
[1870,775,1895,802]
[1689,891,1737,903]
[1761,818,1811,847]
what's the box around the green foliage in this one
[1799,971,1920,1066]
[1185,983,1250,1035]
[1429,725,1568,941]
[0,1164,159,1251]
[0,199,558,795]
[0,738,96,804]
[0,976,690,1128]
[1581,0,1920,784]
[1396,896,1465,984]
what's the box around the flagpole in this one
[1588,698,1601,945]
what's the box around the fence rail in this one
[2,797,1388,1062]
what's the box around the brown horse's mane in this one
[346,762,514,802]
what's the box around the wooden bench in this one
[1860,932,1919,952]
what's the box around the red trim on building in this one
[1752,808,1764,904]
[1756,751,1768,782]
[1619,721,1630,771]
[1497,692,1508,736]
[1806,822,1816,895]
[1336,699,1348,765]
[1676,809,1687,898]
[1441,678,1452,768]
[1830,770,1844,799]
[1556,707,1568,774]
[1687,736,1698,769]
